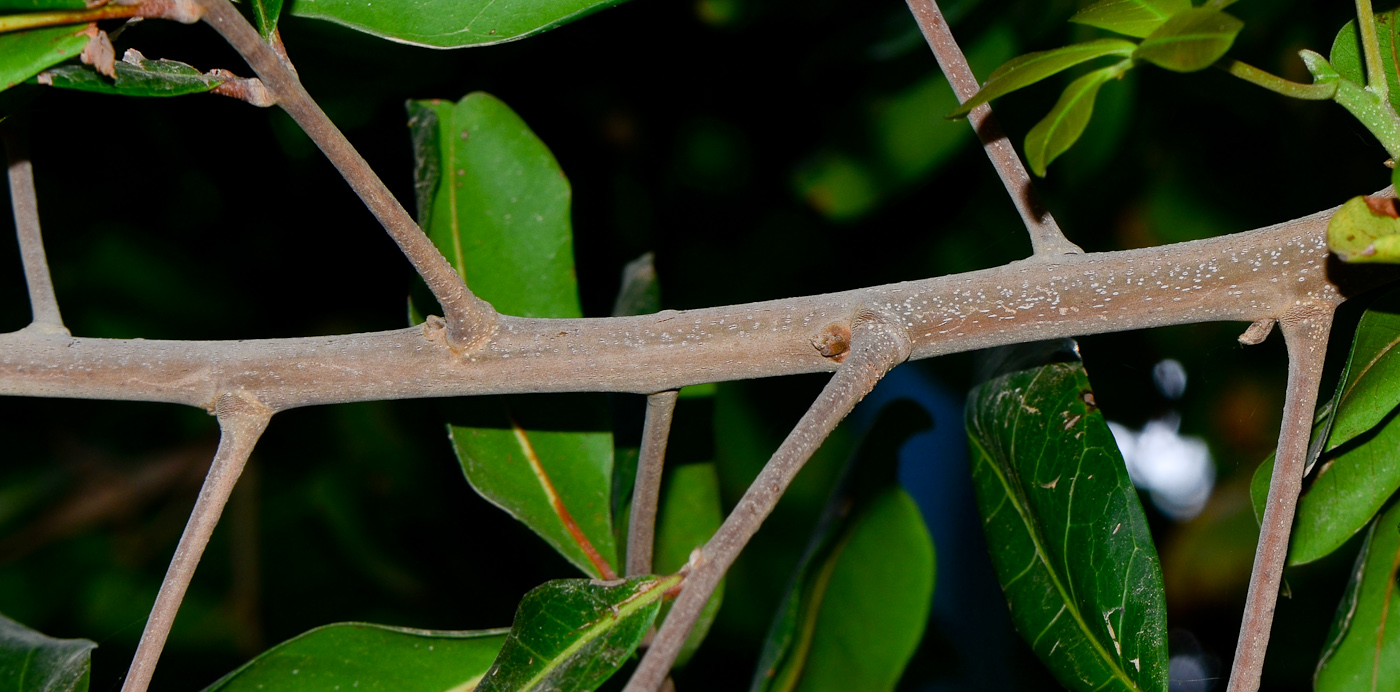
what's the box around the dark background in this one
[0,0,1390,689]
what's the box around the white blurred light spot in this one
[1154,358,1188,400]
[1109,415,1214,521]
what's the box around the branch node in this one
[812,322,851,361]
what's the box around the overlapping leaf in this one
[947,39,1136,118]
[409,93,617,578]
[34,51,223,97]
[0,613,95,692]
[291,0,628,48]
[1069,0,1190,39]
[966,361,1167,692]
[252,0,284,40]
[0,26,88,95]
[203,623,507,692]
[1133,8,1243,73]
[1251,289,1400,565]
[476,575,682,692]
[1025,62,1128,176]
[1314,501,1400,691]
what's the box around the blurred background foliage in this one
[0,0,1392,689]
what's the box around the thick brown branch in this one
[623,308,912,692]
[2,129,65,333]
[627,389,679,577]
[1226,305,1334,692]
[120,393,271,692]
[193,0,498,352]
[0,206,1384,411]
[904,0,1081,258]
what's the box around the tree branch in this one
[192,0,499,353]
[903,0,1082,258]
[1226,305,1333,692]
[119,392,272,692]
[0,205,1383,411]
[2,128,65,334]
[627,389,679,577]
[622,308,912,692]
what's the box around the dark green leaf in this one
[253,0,284,40]
[1132,8,1243,73]
[0,613,95,692]
[966,361,1167,692]
[34,51,223,98]
[1024,62,1127,177]
[449,400,618,578]
[1331,11,1400,108]
[203,623,506,692]
[476,575,682,692]
[948,39,1136,118]
[1069,0,1190,39]
[0,0,86,10]
[1250,289,1400,565]
[787,489,934,692]
[1314,501,1400,691]
[290,0,628,48]
[654,462,724,667]
[0,26,88,94]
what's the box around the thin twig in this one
[1357,0,1389,100]
[193,0,498,353]
[903,0,1082,258]
[622,308,913,692]
[2,128,65,333]
[627,390,679,577]
[1217,59,1338,101]
[120,392,272,692]
[1226,305,1334,692]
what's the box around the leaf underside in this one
[36,54,223,98]
[1132,8,1243,73]
[1069,0,1191,40]
[290,0,630,48]
[0,613,96,692]
[948,39,1135,118]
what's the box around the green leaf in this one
[476,575,682,692]
[1132,8,1243,73]
[1328,195,1400,263]
[203,623,507,692]
[0,0,87,10]
[752,400,934,692]
[449,398,618,578]
[1250,289,1400,565]
[788,489,934,692]
[34,51,223,97]
[0,613,95,692]
[654,463,724,668]
[1069,0,1191,40]
[290,0,628,48]
[1331,11,1400,108]
[948,39,1136,118]
[253,0,284,40]
[406,93,580,319]
[1024,62,1128,177]
[0,26,88,95]
[966,361,1168,692]
[1314,501,1400,691]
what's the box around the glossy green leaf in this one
[204,623,507,692]
[0,613,95,692]
[653,463,724,667]
[0,0,86,10]
[1133,8,1243,73]
[966,362,1167,692]
[291,0,628,48]
[1069,0,1190,40]
[476,575,682,692]
[34,51,223,97]
[0,26,87,95]
[752,401,934,692]
[449,400,618,578]
[253,0,283,39]
[1315,501,1400,691]
[409,93,616,577]
[1250,289,1400,565]
[1328,196,1400,263]
[406,93,580,319]
[1024,62,1127,177]
[948,39,1136,118]
[1330,11,1400,108]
